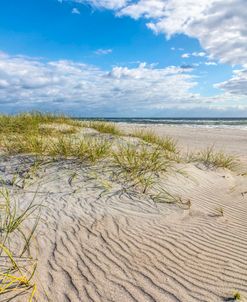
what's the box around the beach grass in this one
[132,129,178,153]
[0,112,80,135]
[83,120,122,135]
[112,144,170,192]
[50,136,111,163]
[0,186,40,301]
[190,147,239,170]
[3,134,111,164]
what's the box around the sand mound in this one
[1,154,246,302]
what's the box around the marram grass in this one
[83,120,122,135]
[189,146,239,170]
[0,186,40,301]
[132,129,178,153]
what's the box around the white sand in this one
[120,123,247,159]
[1,125,247,302]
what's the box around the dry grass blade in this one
[151,188,191,209]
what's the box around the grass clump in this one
[233,291,241,301]
[112,144,170,192]
[3,134,47,155]
[112,144,167,176]
[0,187,40,301]
[190,147,239,170]
[85,121,122,135]
[3,133,111,164]
[132,129,177,153]
[50,137,111,163]
[0,112,80,136]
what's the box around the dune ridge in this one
[1,152,246,302]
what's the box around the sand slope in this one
[1,151,247,302]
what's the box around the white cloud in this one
[72,0,247,66]
[181,53,190,59]
[0,52,246,115]
[205,62,217,66]
[215,66,247,95]
[0,52,202,114]
[72,8,80,14]
[181,52,206,59]
[94,48,113,55]
[132,0,247,65]
[70,0,127,10]
[192,52,206,57]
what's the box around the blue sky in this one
[0,0,246,117]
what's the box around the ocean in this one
[77,118,247,129]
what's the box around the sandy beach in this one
[0,120,247,302]
[120,123,247,159]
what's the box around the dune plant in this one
[49,136,111,163]
[0,187,40,301]
[132,129,178,153]
[233,291,241,301]
[76,137,111,163]
[84,121,122,135]
[3,134,47,155]
[0,112,80,136]
[191,147,239,170]
[112,144,170,192]
[151,187,191,209]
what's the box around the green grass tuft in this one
[112,144,170,192]
[84,121,122,135]
[0,186,40,301]
[132,129,177,153]
[190,147,239,170]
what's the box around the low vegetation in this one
[0,186,40,301]
[112,144,170,192]
[0,112,80,136]
[189,147,239,170]
[150,187,191,209]
[83,120,122,135]
[233,291,241,301]
[132,129,178,153]
[3,134,111,164]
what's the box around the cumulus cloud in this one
[181,53,190,59]
[0,51,203,114]
[0,51,246,115]
[120,0,247,65]
[181,52,207,59]
[215,66,247,95]
[205,62,217,66]
[69,0,127,10]
[70,0,247,65]
[94,48,113,55]
[71,7,80,14]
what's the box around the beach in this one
[120,123,247,158]
[0,117,247,302]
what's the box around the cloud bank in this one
[0,51,246,115]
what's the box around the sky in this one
[0,0,246,117]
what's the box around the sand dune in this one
[1,126,247,302]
